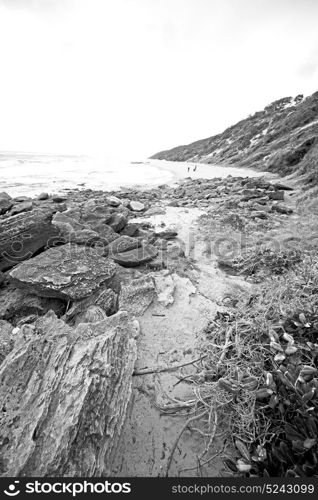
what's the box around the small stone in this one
[106,196,121,207]
[271,204,293,215]
[52,195,67,203]
[37,192,49,200]
[268,191,284,201]
[129,200,145,212]
[155,229,178,240]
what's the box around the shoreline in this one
[0,155,271,198]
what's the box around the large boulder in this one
[112,244,158,267]
[0,192,13,215]
[0,207,58,271]
[0,310,138,476]
[9,244,117,300]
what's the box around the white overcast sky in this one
[0,0,317,158]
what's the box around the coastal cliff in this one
[151,90,318,185]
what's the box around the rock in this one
[254,197,268,205]
[167,200,179,207]
[62,287,118,324]
[0,310,137,476]
[52,195,67,203]
[273,182,293,191]
[241,188,265,200]
[13,196,32,203]
[0,207,58,272]
[94,223,120,243]
[0,319,14,365]
[106,235,141,256]
[129,200,145,212]
[155,229,178,240]
[10,244,117,300]
[154,273,175,306]
[74,305,107,326]
[119,275,155,316]
[268,190,284,201]
[111,244,158,267]
[0,272,5,287]
[10,201,33,216]
[0,282,65,323]
[105,213,127,232]
[52,212,101,245]
[0,192,13,215]
[250,210,268,219]
[37,192,49,200]
[121,223,140,237]
[143,207,166,216]
[106,195,121,207]
[271,204,293,215]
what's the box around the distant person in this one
[187,166,190,173]
[193,165,197,172]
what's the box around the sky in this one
[0,0,317,158]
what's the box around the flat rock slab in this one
[112,244,158,267]
[9,244,117,300]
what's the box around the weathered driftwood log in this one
[0,207,58,271]
[0,310,138,477]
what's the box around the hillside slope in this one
[151,91,318,185]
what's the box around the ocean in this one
[0,151,264,197]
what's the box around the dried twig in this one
[133,354,207,376]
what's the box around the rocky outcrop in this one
[0,310,138,476]
[0,207,58,271]
[9,244,117,300]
